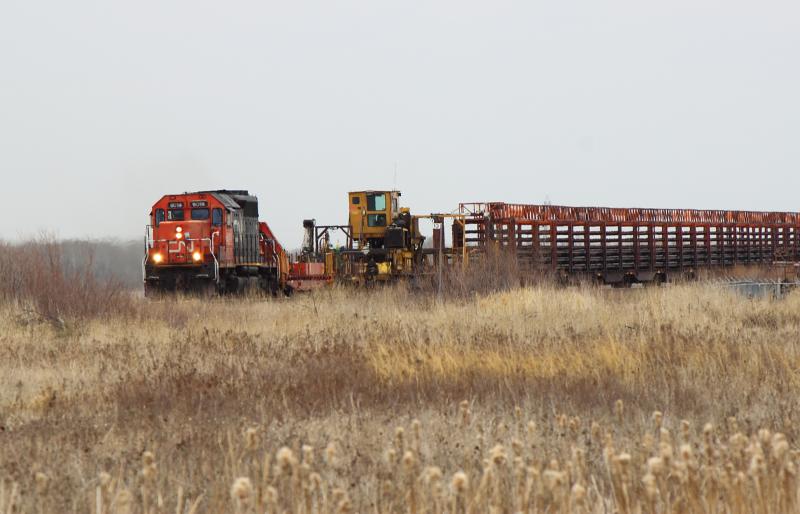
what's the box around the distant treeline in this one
[58,239,144,289]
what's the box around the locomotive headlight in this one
[176,227,183,233]
[192,251,202,262]
[152,253,163,264]
[175,232,183,240]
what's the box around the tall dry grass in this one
[1,283,800,512]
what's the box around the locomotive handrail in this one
[142,225,154,283]
[210,232,220,284]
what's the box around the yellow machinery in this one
[300,190,468,284]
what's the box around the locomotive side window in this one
[155,209,165,226]
[212,208,223,226]
[167,209,184,221]
[367,194,386,211]
[191,208,210,221]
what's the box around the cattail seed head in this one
[114,489,134,514]
[276,447,296,475]
[142,451,155,467]
[652,411,663,430]
[264,486,278,505]
[647,457,665,476]
[34,472,49,494]
[490,445,507,467]
[643,473,658,500]
[591,421,601,441]
[141,463,157,482]
[680,444,694,462]
[325,442,337,466]
[98,471,112,489]
[425,466,443,483]
[402,451,416,471]
[451,471,469,494]
[302,445,314,465]
[571,483,586,504]
[460,401,471,427]
[614,399,624,422]
[244,428,259,451]
[230,477,254,505]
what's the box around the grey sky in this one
[1,0,798,247]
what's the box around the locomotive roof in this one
[156,189,259,217]
[201,190,259,217]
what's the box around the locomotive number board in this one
[168,202,184,208]
[191,201,208,207]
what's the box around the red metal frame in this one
[459,202,800,280]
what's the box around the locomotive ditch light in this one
[152,253,163,264]
[192,251,202,262]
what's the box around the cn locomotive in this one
[143,190,289,295]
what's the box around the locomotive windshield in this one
[167,209,185,221]
[191,208,210,220]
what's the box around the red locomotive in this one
[143,190,289,295]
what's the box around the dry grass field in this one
[2,268,800,513]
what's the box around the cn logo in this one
[168,240,195,254]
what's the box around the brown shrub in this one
[0,236,133,324]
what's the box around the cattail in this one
[591,421,601,442]
[412,419,422,454]
[385,449,398,466]
[175,487,185,514]
[98,472,111,490]
[451,471,469,494]
[263,486,278,511]
[34,473,49,495]
[703,423,714,443]
[324,442,337,467]
[647,457,664,477]
[113,489,134,514]
[395,427,406,454]
[141,451,157,484]
[231,477,254,511]
[511,439,523,457]
[403,451,418,514]
[402,450,416,471]
[681,420,691,442]
[302,445,314,466]
[614,400,624,424]
[652,411,663,431]
[460,401,471,427]
[334,490,352,514]
[450,472,469,514]
[490,445,507,467]
[275,447,297,476]
[244,428,259,451]
[642,473,658,502]
[727,417,739,435]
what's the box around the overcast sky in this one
[1,0,798,247]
